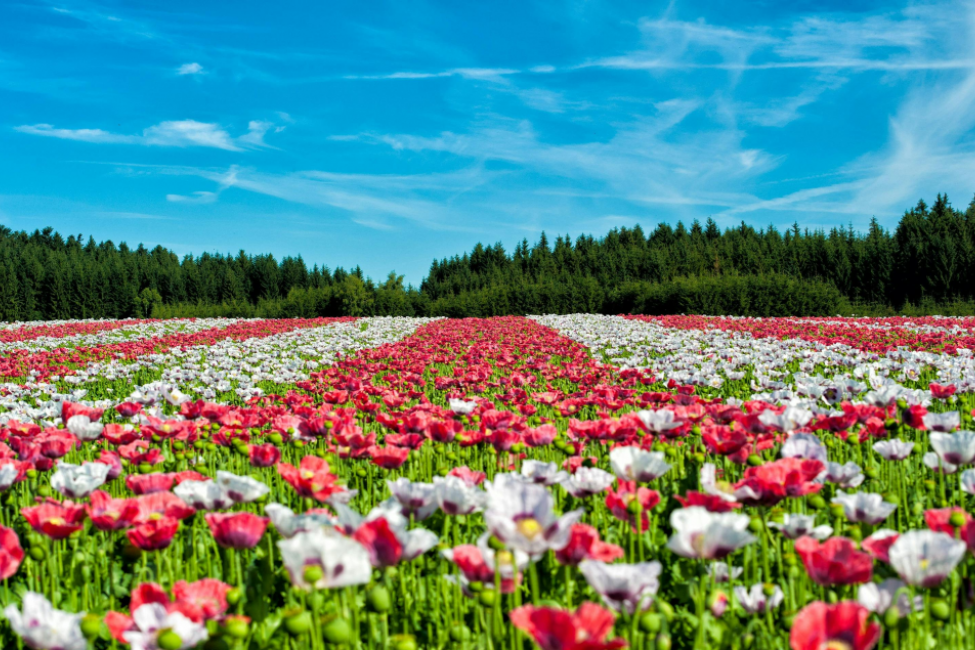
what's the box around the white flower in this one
[65,415,103,441]
[922,411,960,432]
[888,530,966,588]
[824,461,865,489]
[758,405,812,432]
[708,562,743,583]
[560,467,616,498]
[831,491,897,525]
[174,480,232,511]
[873,439,914,461]
[278,527,372,590]
[768,514,832,540]
[0,463,18,491]
[3,592,86,650]
[387,477,438,521]
[923,451,958,474]
[635,409,683,433]
[448,399,477,415]
[215,471,269,503]
[484,473,583,556]
[734,583,783,615]
[667,507,756,560]
[520,460,568,486]
[163,389,191,406]
[858,579,919,616]
[475,532,530,581]
[780,433,828,464]
[124,603,208,650]
[433,475,486,515]
[579,560,662,614]
[700,463,741,503]
[50,462,109,499]
[609,447,671,482]
[929,430,975,466]
[264,503,336,538]
[960,469,975,495]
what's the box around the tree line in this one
[1,193,974,321]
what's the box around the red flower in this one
[733,458,824,506]
[509,602,626,650]
[248,443,281,468]
[172,578,232,620]
[789,601,879,650]
[134,492,196,523]
[115,402,144,418]
[861,531,899,563]
[555,524,624,566]
[605,481,660,532]
[86,490,141,531]
[205,512,269,549]
[795,536,873,586]
[352,518,403,568]
[369,445,409,469]
[924,507,971,535]
[126,473,174,495]
[447,465,486,486]
[701,426,748,456]
[277,456,345,502]
[902,404,927,430]
[103,424,140,446]
[127,516,180,551]
[930,383,957,399]
[674,491,740,513]
[0,526,24,580]
[172,470,209,484]
[22,500,86,540]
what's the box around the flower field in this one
[0,315,974,650]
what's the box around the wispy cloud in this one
[14,118,285,151]
[177,62,204,75]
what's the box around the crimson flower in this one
[509,602,627,650]
[701,426,748,456]
[0,526,24,580]
[795,536,873,586]
[861,530,899,563]
[277,456,345,502]
[205,512,269,549]
[733,458,824,507]
[674,491,741,513]
[248,443,281,468]
[125,473,175,495]
[605,481,660,532]
[555,524,624,566]
[789,601,879,650]
[127,516,180,550]
[352,518,403,568]
[86,490,141,531]
[22,500,86,540]
[172,578,232,620]
[448,466,486,486]
[369,445,410,469]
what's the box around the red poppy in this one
[134,492,196,523]
[930,383,957,399]
[127,516,180,550]
[674,491,740,513]
[126,473,175,495]
[205,512,269,549]
[115,402,144,418]
[795,536,873,586]
[605,481,660,532]
[0,526,24,580]
[448,466,486,486]
[277,456,345,502]
[701,425,748,456]
[248,443,281,467]
[172,470,210,484]
[861,531,899,563]
[102,424,140,446]
[352,518,403,568]
[86,490,140,531]
[555,524,624,566]
[509,602,626,650]
[733,458,824,506]
[369,445,410,469]
[789,601,879,650]
[21,500,86,540]
[172,578,232,620]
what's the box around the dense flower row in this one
[0,315,972,650]
[0,320,154,346]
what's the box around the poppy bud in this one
[949,511,968,527]
[226,587,242,605]
[467,581,483,593]
[28,546,45,562]
[626,499,642,515]
[223,616,250,639]
[322,617,352,645]
[656,634,672,650]
[283,609,312,636]
[80,614,102,640]
[37,485,51,498]
[748,517,764,533]
[746,454,763,467]
[865,466,879,479]
[303,565,324,585]
[656,600,675,622]
[807,494,826,510]
[392,635,417,650]
[356,467,367,478]
[477,590,497,607]
[449,623,471,642]
[884,606,901,627]
[269,433,283,445]
[366,585,391,613]
[172,441,185,451]
[487,536,506,550]
[931,598,950,621]
[639,612,662,633]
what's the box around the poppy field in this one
[1,314,975,650]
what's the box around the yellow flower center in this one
[516,518,542,540]
[825,642,852,650]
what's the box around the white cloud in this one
[166,191,219,204]
[177,62,204,75]
[14,118,285,151]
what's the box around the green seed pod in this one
[626,499,642,515]
[467,581,483,593]
[138,463,153,474]
[930,598,950,621]
[748,517,764,533]
[865,466,879,479]
[477,589,498,607]
[226,588,242,606]
[322,617,352,645]
[448,623,471,642]
[356,467,367,478]
[303,565,324,585]
[269,433,283,445]
[28,546,46,562]
[172,441,185,451]
[158,629,183,650]
[656,634,672,650]
[883,606,901,628]
[949,511,968,527]
[808,494,827,510]
[366,585,391,613]
[639,612,662,634]
[487,536,506,550]
[283,610,312,636]
[746,454,763,467]
[393,635,418,650]
[80,614,102,640]
[656,599,675,622]
[37,485,51,498]
[223,617,249,639]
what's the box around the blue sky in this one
[2,0,975,284]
